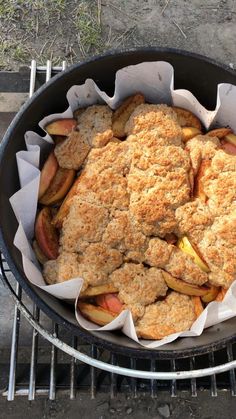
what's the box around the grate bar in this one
[208,352,217,397]
[1,257,11,273]
[130,358,137,398]
[70,336,77,400]
[150,359,157,398]
[7,283,22,401]
[90,345,97,399]
[49,323,58,400]
[28,305,40,400]
[190,356,197,397]
[227,343,236,396]
[110,353,117,399]
[170,359,177,397]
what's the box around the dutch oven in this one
[1,48,236,359]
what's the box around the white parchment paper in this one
[9,61,236,348]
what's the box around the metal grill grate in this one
[1,61,236,401]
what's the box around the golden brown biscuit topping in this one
[36,100,236,340]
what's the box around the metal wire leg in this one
[28,305,40,400]
[7,283,22,401]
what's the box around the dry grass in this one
[72,2,102,56]
[0,0,141,70]
[0,0,103,69]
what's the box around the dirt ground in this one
[0,0,236,70]
[1,392,236,419]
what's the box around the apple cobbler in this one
[34,94,236,340]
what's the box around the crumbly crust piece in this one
[198,211,236,288]
[43,252,81,284]
[122,303,145,322]
[60,197,110,253]
[126,130,182,148]
[202,150,236,216]
[175,199,214,242]
[145,237,208,285]
[125,104,182,144]
[54,130,90,170]
[111,263,167,308]
[185,135,220,174]
[135,292,196,339]
[127,142,192,237]
[74,141,131,210]
[102,210,148,258]
[76,243,123,287]
[77,105,113,148]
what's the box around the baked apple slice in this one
[207,127,232,138]
[182,127,202,142]
[201,285,219,303]
[52,176,80,228]
[39,167,75,205]
[35,207,59,260]
[192,296,204,317]
[38,151,58,199]
[32,239,49,265]
[215,288,228,302]
[80,283,119,298]
[172,107,202,130]
[221,133,236,155]
[162,271,208,296]
[78,302,118,326]
[221,139,236,155]
[95,293,123,314]
[177,236,210,273]
[45,119,77,136]
[223,132,236,146]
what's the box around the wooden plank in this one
[0,112,16,141]
[0,93,28,112]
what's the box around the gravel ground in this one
[1,392,236,419]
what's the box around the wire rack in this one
[1,60,236,401]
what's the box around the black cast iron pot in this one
[1,48,236,359]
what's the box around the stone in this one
[158,404,170,418]
[126,407,133,415]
